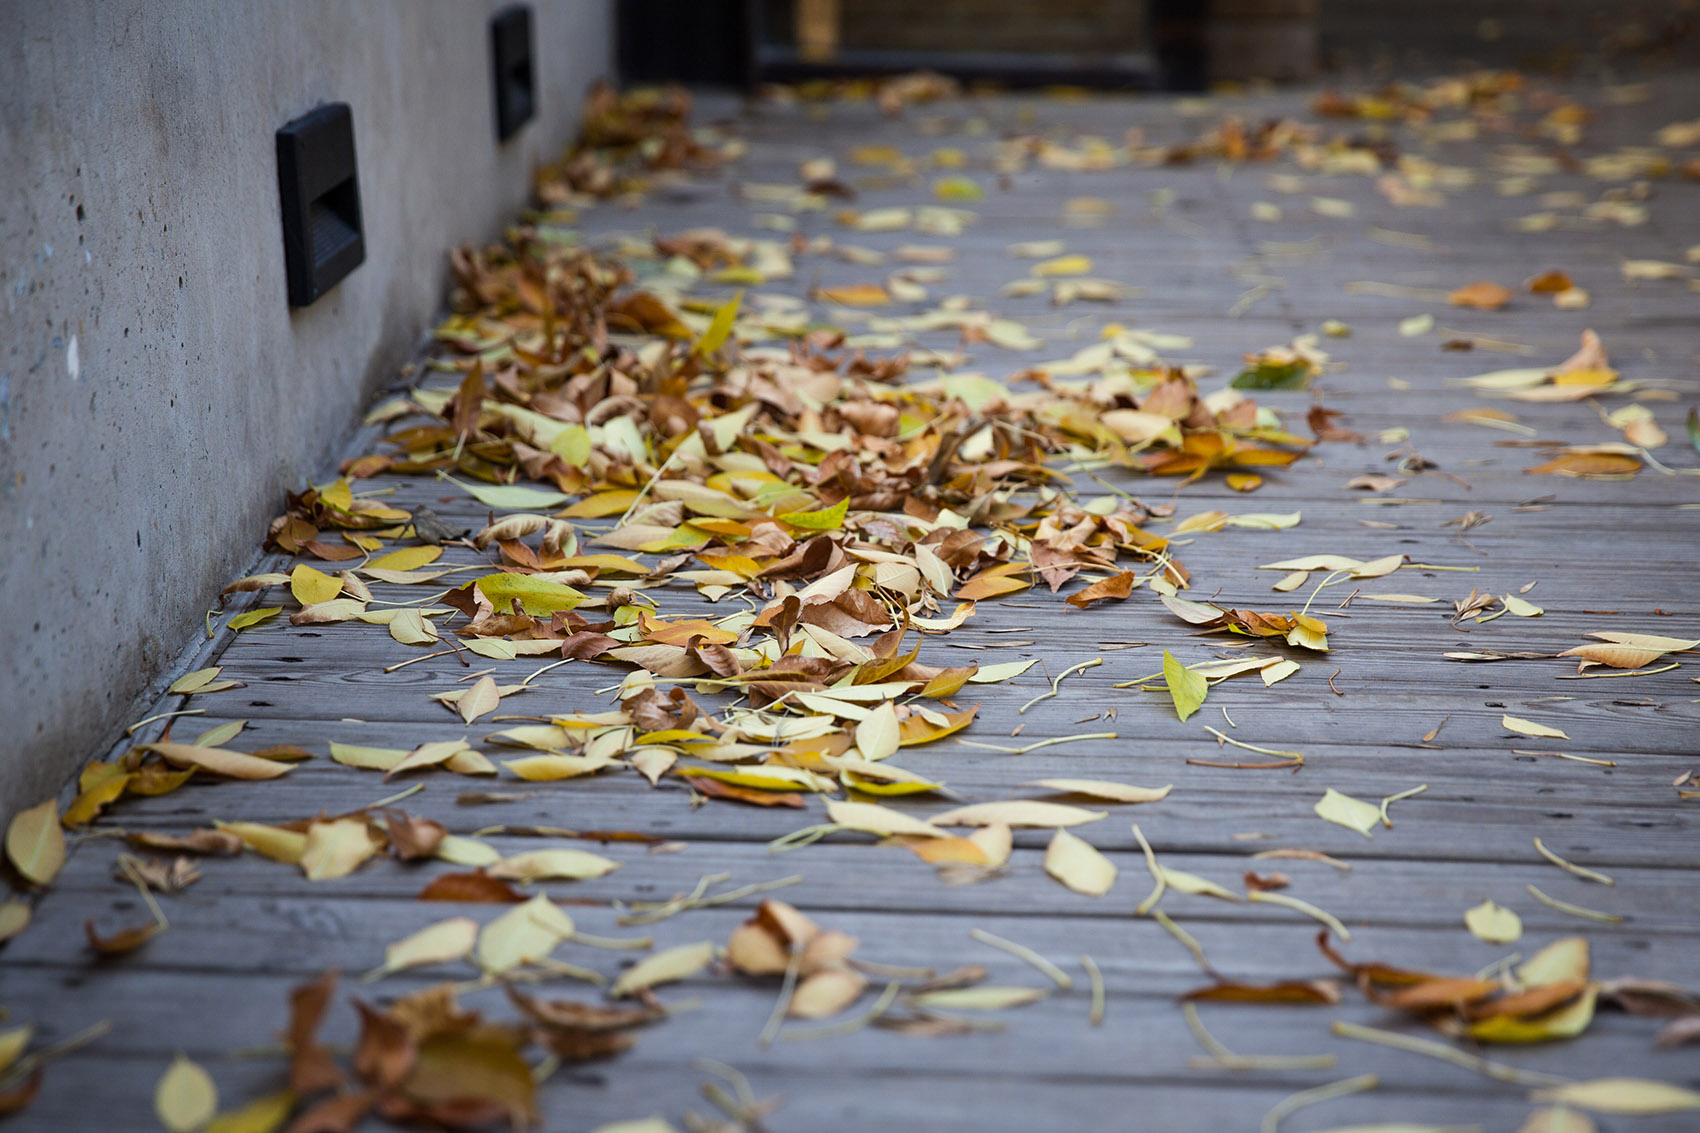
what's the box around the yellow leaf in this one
[825,800,944,838]
[1470,986,1596,1043]
[1518,937,1590,986]
[854,702,900,761]
[145,742,294,781]
[368,545,443,571]
[817,283,890,306]
[457,676,501,725]
[1557,643,1663,669]
[488,849,620,882]
[228,606,281,631]
[1464,898,1523,943]
[911,986,1045,1010]
[218,821,307,864]
[930,801,1108,828]
[0,1025,31,1075]
[387,739,471,780]
[155,1053,218,1133]
[1530,1079,1700,1115]
[694,291,743,355]
[204,1091,297,1133]
[1032,254,1093,277]
[1159,866,1239,902]
[301,818,379,881]
[1314,788,1381,839]
[682,765,833,793]
[289,563,342,606]
[0,900,32,943]
[1024,779,1170,804]
[1586,631,1699,652]
[1044,828,1117,896]
[387,607,440,645]
[1502,714,1569,740]
[372,917,478,978]
[777,498,849,531]
[169,667,224,694]
[1162,650,1207,722]
[6,799,65,886]
[502,753,615,781]
[477,894,575,974]
[611,940,716,998]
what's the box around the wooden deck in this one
[5,73,1700,1131]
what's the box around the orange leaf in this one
[1066,571,1137,609]
[1449,280,1513,309]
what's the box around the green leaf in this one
[694,291,742,355]
[777,498,848,530]
[472,573,585,615]
[1688,406,1699,454]
[1231,359,1311,390]
[1161,650,1207,722]
[442,474,569,511]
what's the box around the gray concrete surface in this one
[0,0,613,821]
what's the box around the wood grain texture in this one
[6,75,1700,1131]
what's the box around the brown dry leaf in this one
[1179,979,1341,1005]
[1558,643,1667,669]
[85,915,164,954]
[816,283,890,306]
[288,970,343,1094]
[397,1030,537,1130]
[417,871,526,904]
[1065,571,1138,608]
[684,776,806,808]
[1526,270,1574,293]
[1525,452,1641,478]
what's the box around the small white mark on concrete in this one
[67,334,80,381]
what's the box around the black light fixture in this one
[491,5,537,142]
[275,103,365,307]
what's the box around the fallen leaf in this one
[487,849,620,882]
[1180,979,1340,1005]
[1023,779,1171,804]
[5,800,65,886]
[1529,1079,1700,1115]
[1464,898,1523,943]
[1043,828,1116,896]
[1314,788,1381,839]
[611,940,715,998]
[929,801,1108,829]
[155,1054,218,1133]
[1502,715,1570,740]
[371,918,480,979]
[1162,650,1207,722]
[1449,280,1513,309]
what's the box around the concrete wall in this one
[0,0,612,820]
